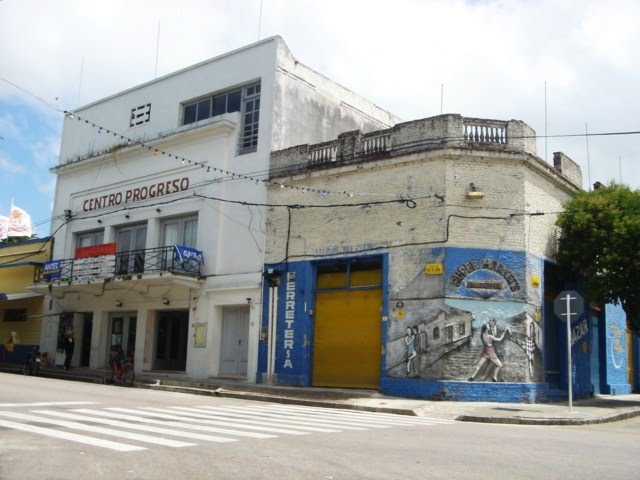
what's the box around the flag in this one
[8,205,32,237]
[0,215,8,240]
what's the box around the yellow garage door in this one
[312,268,382,388]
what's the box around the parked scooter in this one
[22,346,41,375]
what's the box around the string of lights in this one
[62,110,361,198]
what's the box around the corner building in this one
[260,115,633,402]
[32,37,398,381]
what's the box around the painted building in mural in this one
[0,238,51,365]
[259,114,636,402]
[29,36,398,380]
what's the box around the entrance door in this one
[109,314,137,361]
[154,311,188,371]
[312,260,383,389]
[220,306,249,377]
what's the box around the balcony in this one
[33,245,203,287]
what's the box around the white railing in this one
[309,145,337,165]
[362,133,390,154]
[463,121,507,144]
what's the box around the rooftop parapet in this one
[271,114,538,177]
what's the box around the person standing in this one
[63,330,75,370]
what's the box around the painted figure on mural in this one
[468,319,510,382]
[405,326,418,377]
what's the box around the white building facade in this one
[33,36,398,381]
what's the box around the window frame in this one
[76,230,105,250]
[160,215,198,249]
[181,82,261,155]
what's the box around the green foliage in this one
[556,183,640,332]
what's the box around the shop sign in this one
[283,271,296,369]
[43,260,63,280]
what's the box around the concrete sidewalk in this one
[3,364,640,426]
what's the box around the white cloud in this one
[0,0,638,195]
[0,153,25,175]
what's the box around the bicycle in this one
[103,359,134,387]
[22,346,41,376]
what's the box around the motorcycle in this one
[22,346,41,375]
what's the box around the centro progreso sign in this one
[82,177,190,212]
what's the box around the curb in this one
[142,384,421,416]
[457,408,640,425]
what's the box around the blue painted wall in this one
[602,303,631,394]
[258,246,628,402]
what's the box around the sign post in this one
[553,290,584,412]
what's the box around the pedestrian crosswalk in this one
[0,402,454,452]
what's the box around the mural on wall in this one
[387,247,544,383]
[610,322,626,370]
[468,318,511,382]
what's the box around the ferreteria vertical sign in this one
[282,271,296,369]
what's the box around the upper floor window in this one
[161,216,198,248]
[182,82,260,154]
[241,84,260,152]
[76,230,104,249]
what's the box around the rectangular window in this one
[445,325,454,343]
[240,84,260,152]
[76,230,104,249]
[458,321,466,335]
[161,216,198,272]
[196,98,211,121]
[4,309,27,322]
[161,216,198,248]
[116,224,147,275]
[184,103,197,125]
[181,82,260,154]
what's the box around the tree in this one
[556,183,640,333]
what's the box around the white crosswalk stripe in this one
[201,405,395,429]
[0,402,452,453]
[0,417,145,452]
[165,406,352,432]
[255,404,454,425]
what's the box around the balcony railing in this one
[34,245,203,285]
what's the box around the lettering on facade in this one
[82,177,190,212]
[449,258,521,292]
[283,271,296,369]
[571,319,588,346]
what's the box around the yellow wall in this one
[0,239,51,346]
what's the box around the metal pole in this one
[544,81,548,163]
[565,294,573,412]
[585,123,591,190]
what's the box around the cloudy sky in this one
[1,0,639,236]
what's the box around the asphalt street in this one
[1,374,639,479]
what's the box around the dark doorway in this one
[80,314,93,367]
[154,310,188,371]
